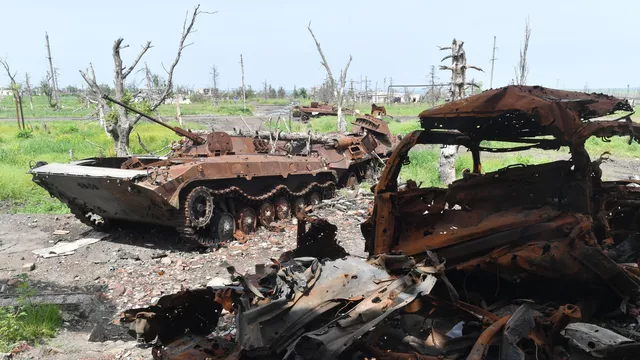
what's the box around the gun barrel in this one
[101,94,205,145]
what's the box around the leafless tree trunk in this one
[210,64,219,105]
[45,32,60,108]
[262,79,268,100]
[438,39,483,185]
[175,96,183,126]
[514,17,531,86]
[240,54,246,111]
[79,5,210,156]
[24,73,33,112]
[307,21,352,132]
[1,59,24,130]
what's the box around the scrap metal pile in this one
[120,86,640,359]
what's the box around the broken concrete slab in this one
[32,232,108,258]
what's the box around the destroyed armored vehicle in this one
[292,102,355,122]
[29,96,396,247]
[117,87,640,359]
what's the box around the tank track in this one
[177,180,336,248]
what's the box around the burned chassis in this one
[363,85,640,263]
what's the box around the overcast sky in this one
[1,0,637,91]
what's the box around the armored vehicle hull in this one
[29,96,396,247]
[30,153,336,247]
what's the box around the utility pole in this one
[45,32,59,107]
[489,36,497,89]
[374,81,378,103]
[240,54,246,111]
[364,76,368,103]
[349,79,355,108]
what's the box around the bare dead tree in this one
[80,4,211,156]
[210,64,219,105]
[438,39,483,186]
[307,21,352,132]
[45,32,60,108]
[262,79,268,100]
[240,54,246,111]
[24,73,33,112]
[514,17,531,86]
[1,58,24,130]
[80,62,110,135]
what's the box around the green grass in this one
[157,100,253,116]
[0,95,90,118]
[271,116,422,136]
[0,120,206,213]
[254,98,291,106]
[0,275,62,352]
[0,95,255,118]
[400,148,542,187]
[355,103,427,117]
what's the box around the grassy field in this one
[0,95,255,118]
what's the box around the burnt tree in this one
[79,5,209,156]
[307,22,352,132]
[438,39,483,185]
[210,64,219,105]
[514,17,531,86]
[1,59,25,130]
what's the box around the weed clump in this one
[0,274,62,352]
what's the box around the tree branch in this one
[123,41,152,78]
[134,4,212,123]
[0,59,18,84]
[307,21,336,92]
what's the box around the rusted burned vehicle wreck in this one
[121,86,640,359]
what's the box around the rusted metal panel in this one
[419,85,635,143]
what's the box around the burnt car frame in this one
[362,85,640,289]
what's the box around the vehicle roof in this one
[419,85,635,143]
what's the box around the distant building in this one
[194,88,211,96]
[0,88,13,97]
[163,94,191,105]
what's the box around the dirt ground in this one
[0,191,369,359]
[0,151,638,359]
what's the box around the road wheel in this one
[211,212,235,243]
[236,207,257,233]
[257,201,275,226]
[274,197,291,220]
[307,191,321,206]
[186,187,214,228]
[293,197,306,215]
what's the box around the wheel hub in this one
[186,187,214,228]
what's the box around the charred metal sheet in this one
[562,323,634,357]
[419,85,636,143]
